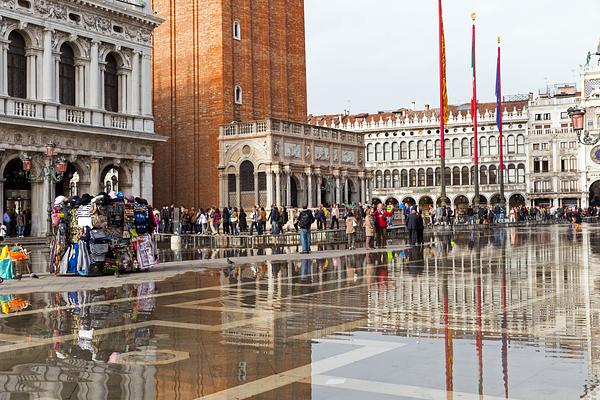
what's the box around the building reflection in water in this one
[0,226,598,399]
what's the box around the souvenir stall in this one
[49,192,158,276]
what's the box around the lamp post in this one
[568,106,600,145]
[20,142,67,237]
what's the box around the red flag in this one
[471,15,478,166]
[438,0,448,158]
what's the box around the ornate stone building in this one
[218,119,369,209]
[0,0,163,235]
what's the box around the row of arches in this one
[375,193,527,209]
[366,135,525,162]
[6,29,125,112]
[374,164,526,189]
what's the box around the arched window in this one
[517,163,526,183]
[452,167,460,186]
[409,169,417,187]
[392,169,400,188]
[392,142,399,160]
[480,165,488,185]
[239,160,255,192]
[383,142,391,161]
[426,140,434,159]
[489,165,498,184]
[489,136,498,155]
[444,167,451,186]
[461,166,469,186]
[452,139,460,158]
[461,138,469,156]
[234,85,243,104]
[400,142,407,160]
[401,170,408,187]
[444,139,450,157]
[408,142,416,159]
[426,168,434,186]
[375,143,383,161]
[417,141,425,159]
[104,54,119,112]
[418,168,426,187]
[367,143,375,162]
[384,170,391,188]
[516,135,525,154]
[7,31,26,99]
[59,43,76,106]
[470,137,474,156]
[479,137,488,156]
[507,135,516,154]
[508,164,516,183]
[569,156,577,172]
[375,171,383,188]
[435,139,441,158]
[435,168,441,186]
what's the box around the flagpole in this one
[497,37,506,210]
[438,0,449,206]
[471,13,480,210]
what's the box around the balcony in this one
[0,97,154,134]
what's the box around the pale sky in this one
[305,0,600,116]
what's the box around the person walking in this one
[238,208,247,233]
[406,209,419,245]
[315,205,325,230]
[250,206,260,235]
[259,207,267,235]
[222,207,230,235]
[230,208,239,235]
[416,210,425,244]
[364,208,375,250]
[16,210,25,238]
[277,207,286,235]
[298,205,315,254]
[330,204,340,229]
[199,209,208,234]
[345,211,357,249]
[213,208,221,235]
[268,205,280,235]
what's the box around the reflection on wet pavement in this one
[0,225,599,399]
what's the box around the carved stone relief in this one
[284,143,301,159]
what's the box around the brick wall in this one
[152,0,307,208]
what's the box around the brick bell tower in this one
[152,0,308,208]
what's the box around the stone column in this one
[140,161,153,203]
[286,172,292,207]
[235,173,241,207]
[89,158,101,195]
[360,177,366,204]
[275,171,281,206]
[0,41,8,96]
[141,52,152,116]
[131,51,140,115]
[131,161,142,196]
[316,175,322,206]
[42,29,53,101]
[89,41,99,109]
[344,177,349,204]
[266,169,274,207]
[25,50,37,99]
[118,71,127,113]
[218,171,226,208]
[75,61,85,107]
[307,173,313,208]
[0,179,4,222]
[335,175,341,205]
[254,172,259,206]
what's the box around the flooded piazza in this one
[0,225,599,399]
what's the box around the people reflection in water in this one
[406,246,425,277]
[300,258,312,284]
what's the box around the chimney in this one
[424,104,430,111]
[411,101,416,111]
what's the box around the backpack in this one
[298,210,314,229]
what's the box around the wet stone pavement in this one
[0,225,599,399]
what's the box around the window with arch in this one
[375,171,383,188]
[392,170,400,188]
[479,137,488,156]
[418,169,426,187]
[517,164,525,183]
[461,166,469,186]
[435,139,441,158]
[409,169,417,187]
[367,143,375,162]
[470,137,474,156]
[59,43,76,106]
[461,138,469,157]
[516,135,525,154]
[444,139,450,158]
[444,167,451,186]
[104,53,119,112]
[384,170,391,188]
[233,20,241,40]
[375,143,383,161]
[7,31,26,99]
[507,164,516,183]
[426,168,434,186]
[417,141,425,159]
[452,167,460,186]
[234,85,243,104]
[426,140,434,158]
[401,170,408,187]
[239,160,255,192]
[383,142,391,161]
[480,165,488,185]
[489,165,497,184]
[400,142,407,160]
[435,168,441,186]
[408,142,416,159]
[392,142,399,160]
[452,139,460,158]
[507,135,516,154]
[569,157,577,171]
[489,136,498,155]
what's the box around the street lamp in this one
[20,143,68,237]
[568,106,600,145]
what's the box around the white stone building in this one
[218,119,370,209]
[0,0,163,235]
[309,101,529,214]
[579,64,600,207]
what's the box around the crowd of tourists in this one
[1,209,31,239]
